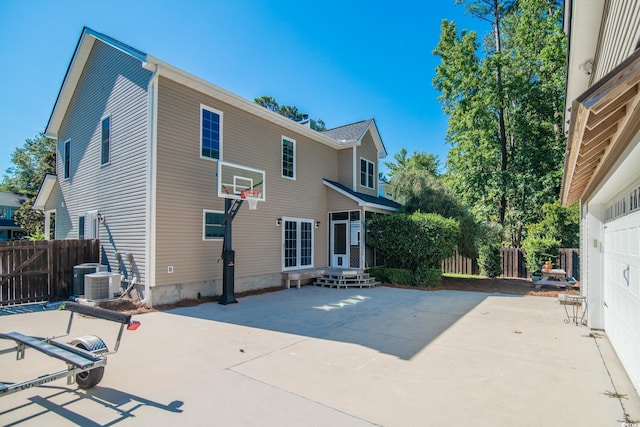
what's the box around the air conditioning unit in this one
[73,263,108,296]
[84,272,122,300]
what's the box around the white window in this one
[201,105,223,161]
[283,218,314,270]
[203,210,225,240]
[360,158,374,189]
[282,137,296,179]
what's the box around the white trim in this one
[352,147,357,191]
[86,210,99,239]
[281,217,314,271]
[100,114,111,166]
[322,180,399,212]
[33,174,57,211]
[200,104,223,162]
[145,66,159,302]
[330,219,350,268]
[281,136,296,180]
[359,157,375,190]
[202,209,225,241]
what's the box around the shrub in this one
[478,244,502,277]
[414,265,442,287]
[369,267,414,285]
[367,212,460,272]
[522,237,560,273]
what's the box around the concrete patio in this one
[1,286,639,426]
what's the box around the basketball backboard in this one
[217,160,265,202]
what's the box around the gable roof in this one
[0,191,29,208]
[323,119,387,158]
[32,174,57,211]
[323,179,401,212]
[45,27,378,154]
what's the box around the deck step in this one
[313,271,379,289]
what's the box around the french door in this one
[283,218,314,270]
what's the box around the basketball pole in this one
[219,197,242,305]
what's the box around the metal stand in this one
[562,295,587,325]
[219,198,243,305]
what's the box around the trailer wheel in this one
[72,337,107,389]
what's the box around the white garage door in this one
[603,209,640,392]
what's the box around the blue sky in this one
[0,0,486,181]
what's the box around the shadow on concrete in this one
[165,287,517,360]
[0,386,182,426]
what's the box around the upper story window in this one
[201,105,222,160]
[63,140,71,179]
[203,210,225,240]
[282,137,296,179]
[360,158,375,189]
[101,116,110,165]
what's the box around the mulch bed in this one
[100,277,579,315]
[389,276,580,298]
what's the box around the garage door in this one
[603,209,640,392]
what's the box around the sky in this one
[0,0,487,180]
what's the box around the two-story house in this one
[0,191,27,241]
[33,27,400,306]
[562,0,640,393]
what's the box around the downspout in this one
[142,63,160,305]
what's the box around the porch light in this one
[276,218,282,226]
[315,221,321,228]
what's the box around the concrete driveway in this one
[1,286,639,426]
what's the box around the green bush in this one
[478,244,502,277]
[369,267,414,285]
[367,212,460,271]
[414,265,442,287]
[522,237,560,272]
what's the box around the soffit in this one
[562,50,640,205]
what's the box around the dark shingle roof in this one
[322,119,373,141]
[323,179,402,210]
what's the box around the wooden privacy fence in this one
[442,248,580,280]
[0,240,100,306]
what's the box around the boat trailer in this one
[0,301,139,397]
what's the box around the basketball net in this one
[241,189,262,210]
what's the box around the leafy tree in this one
[434,0,566,246]
[1,132,56,237]
[2,132,55,194]
[525,200,579,248]
[254,96,326,131]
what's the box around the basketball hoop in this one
[241,189,262,210]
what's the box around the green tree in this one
[1,132,56,237]
[525,200,579,248]
[254,96,326,131]
[433,0,566,246]
[2,132,56,194]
